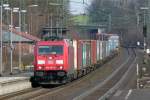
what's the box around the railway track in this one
[0,48,133,100]
[81,51,136,100]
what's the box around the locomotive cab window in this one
[38,45,63,55]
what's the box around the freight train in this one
[30,35,119,87]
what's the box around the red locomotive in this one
[30,39,75,87]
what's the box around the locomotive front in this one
[30,41,68,87]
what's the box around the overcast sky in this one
[70,0,91,14]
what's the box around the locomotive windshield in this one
[38,45,63,55]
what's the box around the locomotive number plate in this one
[48,60,54,64]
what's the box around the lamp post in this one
[108,14,112,32]
[50,13,53,36]
[49,2,63,37]
[140,7,149,52]
[0,3,9,76]
[18,9,22,71]
[10,8,13,75]
[4,7,20,74]
[28,5,38,34]
[98,10,111,32]
[0,5,2,76]
[21,10,27,32]
[13,8,27,71]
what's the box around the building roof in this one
[3,31,33,43]
[11,28,40,41]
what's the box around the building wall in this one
[2,43,34,72]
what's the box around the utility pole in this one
[50,13,53,36]
[10,8,13,75]
[18,10,21,71]
[0,2,9,76]
[108,14,112,32]
[18,9,27,71]
[140,7,149,52]
[0,3,3,76]
[137,64,140,89]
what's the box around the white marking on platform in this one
[125,89,132,100]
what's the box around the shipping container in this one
[73,40,93,70]
[81,40,91,68]
[91,40,97,64]
[108,35,119,51]
[106,41,110,57]
[102,41,107,59]
[73,40,78,70]
[82,43,87,67]
[98,41,103,60]
[96,40,100,61]
[73,40,82,70]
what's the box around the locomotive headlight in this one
[38,60,45,64]
[56,60,63,64]
[59,66,63,69]
[38,66,42,70]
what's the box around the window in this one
[38,45,63,55]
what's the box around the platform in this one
[0,77,31,95]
